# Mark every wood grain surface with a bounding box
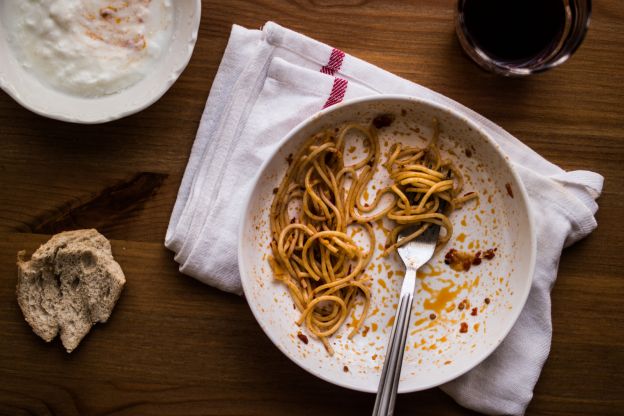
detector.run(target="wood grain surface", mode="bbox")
[1,1,623,415]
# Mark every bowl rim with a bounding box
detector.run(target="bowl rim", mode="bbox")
[0,0,201,124]
[238,94,536,393]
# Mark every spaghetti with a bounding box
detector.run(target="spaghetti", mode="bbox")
[269,117,477,354]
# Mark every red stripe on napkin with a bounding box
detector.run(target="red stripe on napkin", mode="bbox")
[323,77,348,109]
[320,48,345,75]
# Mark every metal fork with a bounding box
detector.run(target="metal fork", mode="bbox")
[372,223,442,416]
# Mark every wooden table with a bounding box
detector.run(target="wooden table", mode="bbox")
[1,1,622,415]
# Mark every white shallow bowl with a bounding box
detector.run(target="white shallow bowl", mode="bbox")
[239,95,536,393]
[0,0,200,124]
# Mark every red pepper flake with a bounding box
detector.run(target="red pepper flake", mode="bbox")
[297,332,309,344]
[286,153,294,165]
[343,365,349,372]
[272,187,278,194]
[505,183,514,198]
[460,322,468,333]
[458,302,465,311]
[483,248,497,260]
[444,248,456,265]
[471,307,478,316]
[429,313,437,320]
[362,325,370,337]
[472,251,482,266]
[372,113,395,129]
[485,297,491,304]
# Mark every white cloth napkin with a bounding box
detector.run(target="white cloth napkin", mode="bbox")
[166,22,603,415]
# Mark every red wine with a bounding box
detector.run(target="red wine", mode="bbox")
[462,0,566,63]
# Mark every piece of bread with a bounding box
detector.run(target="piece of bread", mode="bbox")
[16,229,125,353]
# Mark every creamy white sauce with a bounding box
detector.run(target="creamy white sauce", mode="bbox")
[3,0,173,97]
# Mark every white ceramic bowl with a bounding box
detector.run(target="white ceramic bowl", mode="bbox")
[239,95,536,393]
[0,0,201,124]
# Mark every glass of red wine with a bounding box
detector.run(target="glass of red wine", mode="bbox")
[456,0,591,76]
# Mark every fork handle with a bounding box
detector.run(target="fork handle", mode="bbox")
[372,268,416,416]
